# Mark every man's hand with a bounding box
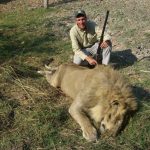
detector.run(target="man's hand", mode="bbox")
[100,40,110,49]
[85,56,97,65]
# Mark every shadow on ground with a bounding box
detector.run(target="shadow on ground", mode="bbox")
[132,86,150,102]
[0,27,57,64]
[110,49,137,69]
[4,63,42,79]
[12,64,41,78]
[0,0,15,4]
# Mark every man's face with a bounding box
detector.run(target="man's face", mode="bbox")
[76,16,87,30]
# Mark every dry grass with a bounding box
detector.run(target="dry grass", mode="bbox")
[0,0,150,149]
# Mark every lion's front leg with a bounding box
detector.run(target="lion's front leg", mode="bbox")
[69,97,97,141]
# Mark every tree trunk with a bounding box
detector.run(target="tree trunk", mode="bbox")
[44,0,48,8]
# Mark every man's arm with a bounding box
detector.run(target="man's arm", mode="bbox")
[70,28,87,60]
[70,28,97,65]
[85,56,97,65]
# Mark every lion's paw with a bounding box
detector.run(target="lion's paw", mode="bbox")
[82,126,97,142]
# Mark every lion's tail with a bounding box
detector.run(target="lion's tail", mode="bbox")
[44,64,58,71]
[37,63,58,76]
[37,70,53,76]
[37,70,45,75]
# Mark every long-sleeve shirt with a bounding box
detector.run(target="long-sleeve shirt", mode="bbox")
[70,20,111,60]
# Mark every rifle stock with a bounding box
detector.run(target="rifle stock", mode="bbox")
[96,10,109,63]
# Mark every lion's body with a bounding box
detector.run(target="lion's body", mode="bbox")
[41,63,137,141]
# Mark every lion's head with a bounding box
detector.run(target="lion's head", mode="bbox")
[91,79,138,137]
[98,87,137,136]
[100,101,128,136]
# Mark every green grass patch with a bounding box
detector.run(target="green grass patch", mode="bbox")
[0,1,150,150]
[0,7,72,66]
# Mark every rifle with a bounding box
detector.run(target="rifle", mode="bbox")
[96,10,110,64]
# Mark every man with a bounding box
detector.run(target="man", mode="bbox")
[70,10,112,66]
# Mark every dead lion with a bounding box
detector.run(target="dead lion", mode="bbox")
[38,63,137,141]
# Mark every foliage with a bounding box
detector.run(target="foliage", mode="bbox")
[0,0,150,149]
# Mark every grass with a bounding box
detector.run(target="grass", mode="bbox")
[0,0,150,150]
[0,7,70,65]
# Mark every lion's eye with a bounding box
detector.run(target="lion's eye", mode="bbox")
[112,100,119,106]
[100,123,106,133]
[102,124,105,130]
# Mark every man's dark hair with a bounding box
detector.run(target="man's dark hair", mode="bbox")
[76,14,86,18]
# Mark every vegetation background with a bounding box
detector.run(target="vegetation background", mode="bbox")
[0,0,150,149]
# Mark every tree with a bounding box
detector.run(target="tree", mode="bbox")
[44,0,48,8]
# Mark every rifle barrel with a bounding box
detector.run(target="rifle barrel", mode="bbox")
[97,10,110,62]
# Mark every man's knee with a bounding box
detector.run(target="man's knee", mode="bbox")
[73,60,81,65]
[73,55,82,65]
[103,45,112,55]
[102,45,112,65]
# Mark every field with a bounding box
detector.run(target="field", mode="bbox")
[0,0,150,149]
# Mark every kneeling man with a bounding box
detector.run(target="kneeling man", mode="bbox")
[70,10,112,66]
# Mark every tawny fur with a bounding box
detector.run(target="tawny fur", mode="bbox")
[39,63,137,141]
